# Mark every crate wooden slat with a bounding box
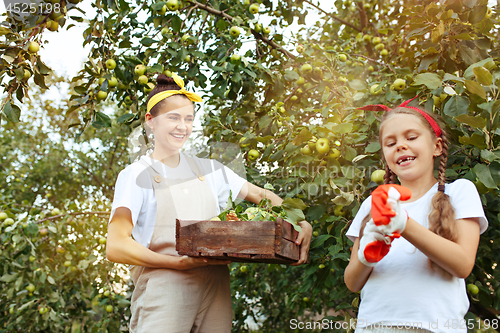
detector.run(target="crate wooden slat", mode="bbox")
[176,218,300,264]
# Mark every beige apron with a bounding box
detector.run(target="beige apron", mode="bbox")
[129,156,232,333]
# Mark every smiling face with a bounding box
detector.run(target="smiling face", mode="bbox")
[380,111,443,185]
[145,95,195,155]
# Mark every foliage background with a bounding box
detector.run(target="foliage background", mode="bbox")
[1,0,500,331]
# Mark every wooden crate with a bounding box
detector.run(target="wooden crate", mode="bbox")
[176,218,300,264]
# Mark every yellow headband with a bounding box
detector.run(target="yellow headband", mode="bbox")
[146,73,203,113]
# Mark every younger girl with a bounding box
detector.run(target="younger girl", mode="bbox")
[344,99,488,333]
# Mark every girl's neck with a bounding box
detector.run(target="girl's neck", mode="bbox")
[399,175,438,203]
[150,149,181,168]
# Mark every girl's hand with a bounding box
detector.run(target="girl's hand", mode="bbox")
[372,184,411,236]
[291,220,313,266]
[358,219,394,266]
[176,256,232,270]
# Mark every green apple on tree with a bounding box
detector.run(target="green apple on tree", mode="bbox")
[371,169,385,184]
[51,208,61,216]
[184,55,191,62]
[290,95,298,101]
[230,54,241,64]
[159,4,167,15]
[296,77,305,85]
[375,43,385,51]
[338,54,347,62]
[363,34,371,43]
[239,137,250,147]
[393,78,406,91]
[249,3,259,14]
[334,205,346,216]
[300,145,312,155]
[39,228,48,236]
[0,212,7,220]
[262,26,271,35]
[370,84,383,95]
[3,218,14,226]
[372,36,381,45]
[23,69,31,80]
[28,41,40,53]
[301,63,313,74]
[163,70,172,77]
[240,265,248,273]
[315,138,330,154]
[138,75,148,85]
[108,77,118,87]
[106,305,113,313]
[254,23,262,33]
[97,91,108,100]
[248,149,260,161]
[166,0,179,11]
[56,246,65,254]
[135,65,146,76]
[229,26,241,38]
[328,148,340,159]
[144,82,155,93]
[26,284,35,292]
[467,283,479,295]
[296,44,304,53]
[398,48,406,55]
[380,49,388,57]
[105,59,116,70]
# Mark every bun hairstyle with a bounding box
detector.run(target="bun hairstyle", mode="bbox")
[146,74,189,116]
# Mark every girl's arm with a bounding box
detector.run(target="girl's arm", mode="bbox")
[344,234,374,292]
[402,217,480,278]
[106,207,231,270]
[238,181,313,265]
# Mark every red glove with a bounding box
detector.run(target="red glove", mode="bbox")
[358,219,396,266]
[371,184,411,237]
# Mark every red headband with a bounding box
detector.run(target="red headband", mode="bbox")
[358,96,442,137]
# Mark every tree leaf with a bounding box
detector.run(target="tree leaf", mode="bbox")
[348,79,366,91]
[282,197,307,210]
[455,114,486,129]
[170,15,182,32]
[310,234,333,249]
[472,66,493,85]
[2,101,21,123]
[459,134,487,149]
[0,273,19,283]
[464,58,494,79]
[412,73,442,90]
[473,164,498,189]
[464,80,486,99]
[284,70,299,82]
[140,37,156,46]
[365,142,380,153]
[443,95,469,117]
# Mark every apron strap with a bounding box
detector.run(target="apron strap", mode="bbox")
[184,155,205,181]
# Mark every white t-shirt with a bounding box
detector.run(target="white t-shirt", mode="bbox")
[346,179,488,333]
[110,153,247,249]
